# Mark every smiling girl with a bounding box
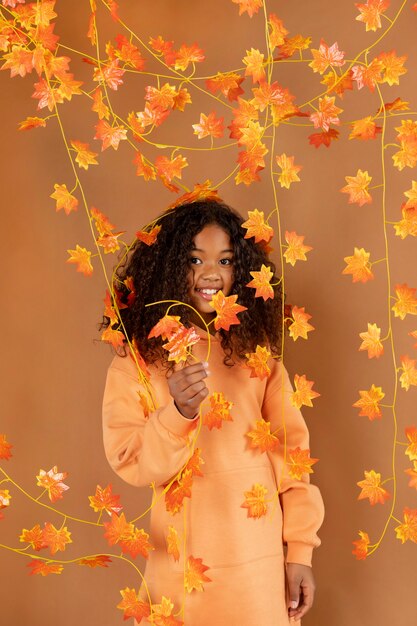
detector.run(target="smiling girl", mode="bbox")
[101,198,324,625]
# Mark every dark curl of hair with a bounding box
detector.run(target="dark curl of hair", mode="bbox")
[98,199,285,369]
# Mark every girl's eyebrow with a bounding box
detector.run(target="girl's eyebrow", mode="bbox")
[191,247,234,253]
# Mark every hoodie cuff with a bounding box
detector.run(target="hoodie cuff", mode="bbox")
[285,542,314,567]
[157,397,200,438]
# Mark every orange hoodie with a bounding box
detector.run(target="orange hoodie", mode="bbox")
[102,325,324,625]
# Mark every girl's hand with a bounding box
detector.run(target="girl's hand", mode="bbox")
[167,361,210,419]
[286,562,316,621]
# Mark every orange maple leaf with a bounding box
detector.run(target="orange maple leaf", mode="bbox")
[232,0,263,18]
[283,231,313,266]
[268,14,289,50]
[243,48,266,83]
[97,231,125,254]
[352,530,370,560]
[90,206,115,236]
[36,466,69,502]
[287,447,319,480]
[120,526,154,559]
[340,169,372,206]
[349,116,382,140]
[395,507,417,544]
[18,116,47,131]
[0,489,11,511]
[410,329,417,349]
[277,34,312,59]
[275,153,302,189]
[206,72,244,101]
[202,392,233,430]
[192,111,224,139]
[246,264,274,300]
[89,484,122,516]
[351,58,384,91]
[168,180,220,209]
[242,209,274,243]
[246,419,279,453]
[148,315,182,341]
[308,128,340,148]
[162,325,200,363]
[103,512,134,546]
[136,225,161,245]
[393,204,417,239]
[164,468,193,515]
[70,139,98,170]
[166,526,180,562]
[241,483,268,518]
[310,95,343,132]
[148,596,184,625]
[309,39,345,74]
[405,426,417,461]
[357,469,391,505]
[392,283,417,319]
[94,119,127,151]
[184,556,212,593]
[355,0,390,32]
[27,560,63,576]
[20,524,47,551]
[78,555,112,568]
[399,355,417,391]
[392,139,417,171]
[50,183,78,215]
[377,50,407,86]
[133,151,156,181]
[0,434,12,460]
[66,245,93,276]
[404,180,417,209]
[238,120,264,149]
[321,69,354,98]
[245,345,271,380]
[209,291,247,331]
[155,154,188,184]
[358,323,384,358]
[101,327,126,349]
[291,374,320,409]
[117,587,151,622]
[93,59,125,90]
[115,35,146,71]
[145,83,177,110]
[31,77,64,110]
[42,522,72,555]
[174,43,205,71]
[353,384,385,420]
[0,45,34,77]
[342,247,374,283]
[405,461,417,490]
[288,306,314,341]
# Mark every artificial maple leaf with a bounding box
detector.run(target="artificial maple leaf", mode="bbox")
[78,555,112,568]
[103,512,134,546]
[349,116,382,141]
[148,596,184,626]
[342,247,374,283]
[232,0,263,18]
[291,374,320,409]
[209,291,247,331]
[66,245,93,276]
[32,77,64,111]
[94,119,127,151]
[242,209,274,243]
[357,469,390,505]
[276,153,302,189]
[192,111,224,139]
[283,231,312,266]
[206,72,244,101]
[148,315,182,341]
[392,139,417,171]
[243,48,266,83]
[155,154,188,184]
[173,87,192,111]
[89,484,123,516]
[288,306,314,341]
[70,140,98,170]
[237,143,268,175]
[114,35,145,70]
[103,290,119,326]
[351,58,384,91]
[19,524,47,551]
[245,345,271,380]
[97,231,125,254]
[0,434,12,460]
[309,39,345,74]
[359,323,384,358]
[164,468,193,515]
[202,392,233,430]
[184,556,211,592]
[162,325,200,363]
[101,327,126,349]
[352,530,370,560]
[395,507,417,544]
[119,526,154,559]
[404,429,417,470]
[241,483,268,518]
[394,204,417,239]
[27,560,63,576]
[238,120,264,149]
[310,95,343,132]
[404,180,417,209]
[268,13,289,50]
[18,116,47,131]
[145,83,177,110]
[391,283,417,319]
[117,588,151,622]
[0,44,33,77]
[246,264,274,300]
[287,447,318,480]
[308,129,339,148]
[168,180,220,208]
[405,461,417,490]
[174,43,205,72]
[50,183,78,215]
[36,466,69,502]
[133,151,156,181]
[251,81,294,113]
[166,526,180,561]
[377,50,407,86]
[91,88,110,120]
[321,69,354,98]
[42,522,72,555]
[91,206,115,236]
[277,34,312,59]
[93,59,125,90]
[246,419,279,453]
[355,0,390,31]
[399,355,417,391]
[0,489,11,510]
[353,384,385,420]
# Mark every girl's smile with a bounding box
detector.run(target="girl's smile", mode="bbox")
[187,224,234,325]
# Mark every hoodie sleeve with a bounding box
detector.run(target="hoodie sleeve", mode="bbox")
[261,359,325,567]
[102,354,199,488]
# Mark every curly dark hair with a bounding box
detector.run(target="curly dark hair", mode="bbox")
[99,199,285,368]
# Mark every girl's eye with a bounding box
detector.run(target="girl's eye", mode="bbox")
[220,258,233,266]
[189,257,202,265]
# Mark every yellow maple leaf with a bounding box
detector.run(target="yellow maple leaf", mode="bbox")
[202,392,233,430]
[399,355,417,391]
[66,244,93,276]
[393,205,417,239]
[288,306,314,341]
[352,530,370,560]
[377,50,407,86]
[287,447,318,480]
[340,169,372,206]
[353,384,385,420]
[355,0,390,32]
[405,461,417,490]
[268,13,288,50]
[276,153,302,189]
[404,180,417,209]
[395,507,417,544]
[243,48,266,83]
[245,345,271,380]
[342,247,374,283]
[291,374,320,409]
[357,469,390,505]
[166,526,180,562]
[358,323,384,358]
[391,283,417,319]
[246,419,279,453]
[405,426,417,461]
[184,556,211,593]
[50,183,78,215]
[392,139,417,171]
[241,208,274,243]
[349,116,381,140]
[283,231,313,266]
[241,483,268,518]
[70,139,98,170]
[246,264,274,300]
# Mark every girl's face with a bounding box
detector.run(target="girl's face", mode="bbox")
[187,224,234,325]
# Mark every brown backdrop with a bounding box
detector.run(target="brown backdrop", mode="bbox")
[1,1,417,625]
